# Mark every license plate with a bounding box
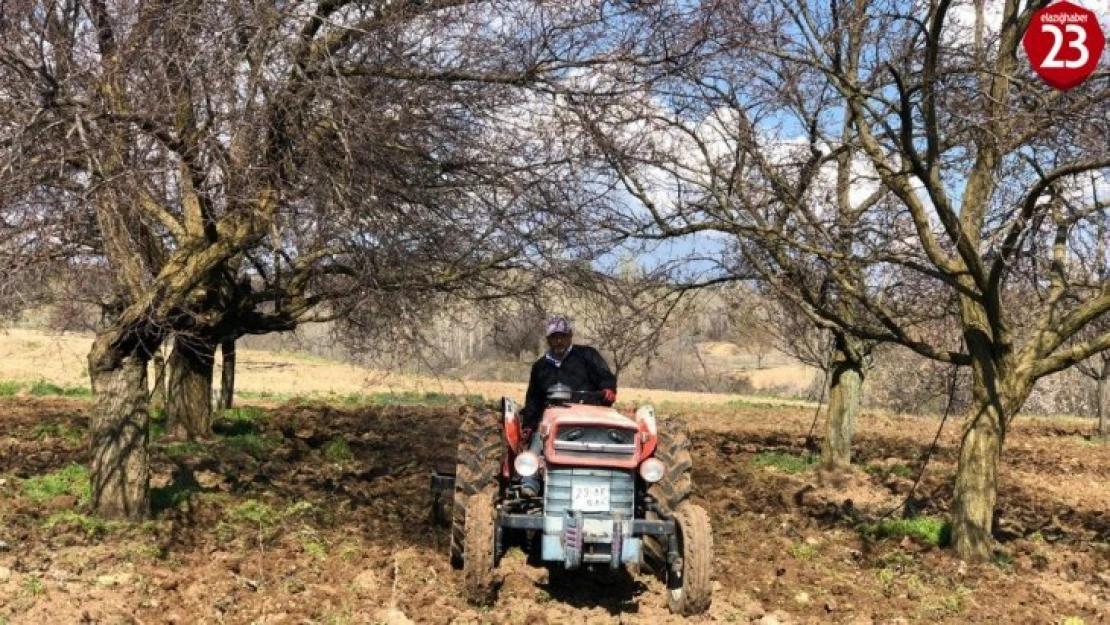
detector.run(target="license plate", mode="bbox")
[571,484,610,512]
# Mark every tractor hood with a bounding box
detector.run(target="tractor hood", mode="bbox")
[540,404,642,469]
[541,404,638,429]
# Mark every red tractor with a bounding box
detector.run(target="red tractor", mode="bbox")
[431,385,713,615]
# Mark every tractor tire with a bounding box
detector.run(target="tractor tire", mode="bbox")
[648,418,694,510]
[666,502,714,615]
[642,418,694,577]
[450,407,502,569]
[462,487,499,605]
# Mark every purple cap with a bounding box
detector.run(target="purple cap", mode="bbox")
[545,315,573,337]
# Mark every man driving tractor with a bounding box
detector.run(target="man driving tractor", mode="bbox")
[520,315,617,496]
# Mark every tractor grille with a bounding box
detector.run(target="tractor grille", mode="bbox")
[552,426,637,460]
[544,468,635,519]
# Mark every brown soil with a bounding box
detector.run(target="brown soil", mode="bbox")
[0,397,1107,624]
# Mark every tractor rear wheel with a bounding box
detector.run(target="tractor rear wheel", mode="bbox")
[450,407,502,569]
[463,487,499,605]
[666,502,713,615]
[643,417,694,577]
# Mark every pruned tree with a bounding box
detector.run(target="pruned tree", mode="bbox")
[571,0,1110,560]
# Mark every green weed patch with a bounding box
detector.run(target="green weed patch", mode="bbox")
[29,380,91,397]
[32,422,85,444]
[43,511,123,537]
[22,464,90,505]
[322,436,353,463]
[222,433,279,457]
[213,406,269,435]
[162,440,209,460]
[751,451,816,474]
[863,516,951,547]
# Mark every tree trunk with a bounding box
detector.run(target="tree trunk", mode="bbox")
[89,351,151,520]
[949,328,1029,562]
[150,345,167,409]
[1098,362,1108,439]
[951,397,1006,561]
[218,338,236,410]
[821,341,865,470]
[167,335,217,439]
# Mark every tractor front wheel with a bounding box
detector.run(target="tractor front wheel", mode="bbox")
[462,487,499,605]
[643,417,694,577]
[665,502,713,615]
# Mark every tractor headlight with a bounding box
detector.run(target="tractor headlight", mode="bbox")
[639,458,666,483]
[514,451,540,477]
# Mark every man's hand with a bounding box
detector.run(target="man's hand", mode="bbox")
[602,389,616,405]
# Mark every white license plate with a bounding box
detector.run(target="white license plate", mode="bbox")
[571,484,610,512]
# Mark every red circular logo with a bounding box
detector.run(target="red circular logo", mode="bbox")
[1022,1,1105,91]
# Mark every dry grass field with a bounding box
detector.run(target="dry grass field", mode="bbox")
[0,328,816,408]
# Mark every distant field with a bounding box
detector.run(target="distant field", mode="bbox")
[0,328,816,408]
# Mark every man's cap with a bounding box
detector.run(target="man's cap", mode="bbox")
[545,315,573,337]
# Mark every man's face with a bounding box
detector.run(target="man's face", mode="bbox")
[546,332,572,357]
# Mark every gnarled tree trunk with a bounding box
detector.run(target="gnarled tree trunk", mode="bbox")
[88,347,151,520]
[950,328,1030,561]
[218,338,236,410]
[821,335,866,470]
[951,397,1005,561]
[167,335,217,439]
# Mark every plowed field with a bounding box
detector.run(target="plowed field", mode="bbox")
[0,398,1106,624]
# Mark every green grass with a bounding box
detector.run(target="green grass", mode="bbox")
[29,380,91,397]
[863,516,951,547]
[22,575,45,596]
[0,380,20,396]
[322,436,353,463]
[225,499,282,528]
[222,433,279,457]
[790,542,819,560]
[22,464,90,505]
[32,422,85,444]
[42,511,123,537]
[162,440,209,460]
[213,406,270,436]
[752,451,816,474]
[992,549,1015,572]
[218,499,323,545]
[303,539,328,560]
[237,390,293,402]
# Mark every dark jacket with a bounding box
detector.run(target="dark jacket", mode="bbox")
[522,345,617,428]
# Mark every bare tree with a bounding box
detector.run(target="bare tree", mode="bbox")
[0,0,672,518]
[573,0,1110,560]
[1077,198,1110,438]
